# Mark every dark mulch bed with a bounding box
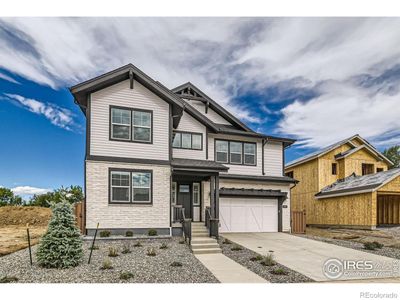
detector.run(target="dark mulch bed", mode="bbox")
[298,234,400,260]
[218,238,313,283]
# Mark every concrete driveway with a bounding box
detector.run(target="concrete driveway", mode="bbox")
[222,233,400,282]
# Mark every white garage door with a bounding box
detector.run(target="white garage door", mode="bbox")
[219,198,278,233]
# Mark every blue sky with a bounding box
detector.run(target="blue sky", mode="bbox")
[0,17,399,198]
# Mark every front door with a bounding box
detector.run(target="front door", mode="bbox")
[177,184,192,219]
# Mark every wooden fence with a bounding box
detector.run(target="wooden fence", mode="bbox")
[291,210,306,234]
[74,202,84,234]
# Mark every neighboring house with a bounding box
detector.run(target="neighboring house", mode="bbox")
[70,64,296,238]
[285,135,400,229]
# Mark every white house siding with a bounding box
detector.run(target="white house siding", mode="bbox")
[183,98,233,125]
[264,141,283,176]
[90,80,170,160]
[208,133,263,176]
[172,111,207,160]
[85,160,171,230]
[219,179,291,232]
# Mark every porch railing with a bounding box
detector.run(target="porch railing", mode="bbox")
[181,207,192,245]
[205,206,219,238]
[172,205,183,223]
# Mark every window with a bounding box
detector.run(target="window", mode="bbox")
[171,182,177,205]
[377,168,384,173]
[133,110,151,142]
[132,172,151,203]
[230,141,243,164]
[332,163,337,175]
[285,171,294,178]
[179,185,190,193]
[362,163,374,175]
[111,108,131,140]
[216,140,228,163]
[244,143,256,165]
[215,139,256,165]
[110,171,130,202]
[110,107,152,143]
[193,183,200,205]
[172,131,203,150]
[109,169,152,204]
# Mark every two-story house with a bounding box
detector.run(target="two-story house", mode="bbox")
[285,135,400,229]
[70,64,296,242]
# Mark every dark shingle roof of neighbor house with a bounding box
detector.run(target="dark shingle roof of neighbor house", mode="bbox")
[315,168,400,198]
[286,134,393,168]
[219,187,287,197]
[171,158,229,171]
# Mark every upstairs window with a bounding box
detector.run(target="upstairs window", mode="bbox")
[362,163,374,176]
[172,131,203,150]
[285,171,294,178]
[377,168,384,173]
[110,107,152,143]
[215,139,256,166]
[215,140,228,163]
[332,163,337,175]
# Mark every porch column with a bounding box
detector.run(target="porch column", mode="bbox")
[210,175,215,218]
[215,174,219,219]
[278,197,284,232]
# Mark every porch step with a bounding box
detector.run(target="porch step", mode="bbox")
[192,228,209,234]
[191,237,217,245]
[192,232,209,237]
[191,243,220,250]
[192,248,222,254]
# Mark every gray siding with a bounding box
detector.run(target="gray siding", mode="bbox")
[183,98,233,125]
[90,80,170,160]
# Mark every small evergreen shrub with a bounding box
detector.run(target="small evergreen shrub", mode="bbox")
[100,230,111,238]
[160,242,168,249]
[170,261,183,267]
[146,247,157,256]
[0,276,18,283]
[121,244,131,254]
[89,245,99,250]
[270,268,288,275]
[36,200,83,269]
[148,229,158,236]
[119,271,134,280]
[260,253,276,266]
[125,231,133,237]
[100,259,113,270]
[372,241,384,249]
[250,255,263,262]
[222,239,232,244]
[133,241,142,247]
[231,245,242,251]
[178,239,185,244]
[108,247,119,257]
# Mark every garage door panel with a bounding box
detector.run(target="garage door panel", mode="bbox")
[219,197,278,233]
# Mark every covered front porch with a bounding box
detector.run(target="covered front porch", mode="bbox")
[170,158,228,240]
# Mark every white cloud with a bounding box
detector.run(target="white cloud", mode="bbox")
[4,93,76,130]
[11,186,51,196]
[0,18,400,146]
[0,71,19,84]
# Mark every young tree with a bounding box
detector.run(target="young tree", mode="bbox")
[29,185,83,207]
[0,187,23,206]
[36,198,83,268]
[383,145,400,169]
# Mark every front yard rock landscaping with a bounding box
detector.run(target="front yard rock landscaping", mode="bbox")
[0,238,218,283]
[218,239,313,283]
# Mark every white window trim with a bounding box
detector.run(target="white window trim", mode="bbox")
[111,109,131,141]
[193,182,200,205]
[171,182,177,205]
[110,171,131,203]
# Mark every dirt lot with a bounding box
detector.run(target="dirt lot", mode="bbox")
[0,206,51,256]
[305,226,400,248]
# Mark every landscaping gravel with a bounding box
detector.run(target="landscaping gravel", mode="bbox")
[0,238,219,283]
[218,239,313,283]
[298,234,400,260]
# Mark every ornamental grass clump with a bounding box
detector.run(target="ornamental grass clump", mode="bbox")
[36,200,83,269]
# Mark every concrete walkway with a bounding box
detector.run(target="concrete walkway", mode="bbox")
[195,253,268,283]
[222,233,400,282]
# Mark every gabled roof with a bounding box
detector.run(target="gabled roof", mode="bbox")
[69,63,185,128]
[315,168,400,199]
[172,82,252,132]
[285,134,393,169]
